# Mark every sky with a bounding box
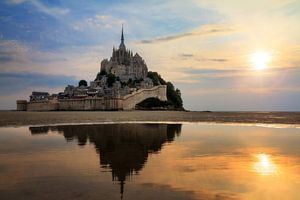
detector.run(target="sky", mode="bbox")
[0,0,300,111]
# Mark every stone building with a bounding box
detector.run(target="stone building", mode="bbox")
[30,92,50,101]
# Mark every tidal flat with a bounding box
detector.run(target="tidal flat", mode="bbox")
[0,111,300,127]
[0,123,299,200]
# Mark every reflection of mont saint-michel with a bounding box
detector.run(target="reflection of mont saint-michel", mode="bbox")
[17,27,183,111]
[29,123,182,199]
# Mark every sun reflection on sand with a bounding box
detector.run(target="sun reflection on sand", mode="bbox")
[254,153,278,175]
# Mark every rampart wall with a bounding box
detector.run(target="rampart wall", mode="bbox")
[26,101,59,111]
[16,85,167,111]
[58,98,122,111]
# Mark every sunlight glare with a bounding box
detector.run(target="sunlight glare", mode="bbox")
[250,51,271,70]
[254,153,277,175]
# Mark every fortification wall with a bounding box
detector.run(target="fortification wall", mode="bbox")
[26,101,59,111]
[122,85,167,110]
[59,98,122,111]
[16,100,27,111]
[16,85,167,111]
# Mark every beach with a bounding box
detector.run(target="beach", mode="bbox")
[0,111,299,127]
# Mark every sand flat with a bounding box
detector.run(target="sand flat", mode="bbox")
[0,111,300,127]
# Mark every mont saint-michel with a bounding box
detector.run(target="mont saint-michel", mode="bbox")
[16,28,183,111]
[1,1,300,200]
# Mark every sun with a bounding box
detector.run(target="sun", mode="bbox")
[250,51,271,70]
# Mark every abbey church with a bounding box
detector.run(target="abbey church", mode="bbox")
[90,26,154,96]
[99,27,148,82]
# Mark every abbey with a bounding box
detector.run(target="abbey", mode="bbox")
[16,27,167,111]
[99,27,148,82]
[89,26,155,98]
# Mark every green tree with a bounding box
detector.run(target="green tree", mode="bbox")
[147,71,166,85]
[78,80,88,87]
[127,78,132,86]
[166,82,182,108]
[107,73,116,87]
[100,70,107,75]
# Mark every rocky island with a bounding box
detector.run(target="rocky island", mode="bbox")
[17,27,183,111]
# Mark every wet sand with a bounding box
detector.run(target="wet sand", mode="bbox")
[0,111,300,127]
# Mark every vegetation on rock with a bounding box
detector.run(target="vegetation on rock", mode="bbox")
[78,80,88,87]
[146,71,184,110]
[107,73,116,87]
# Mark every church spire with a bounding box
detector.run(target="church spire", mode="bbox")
[121,24,124,43]
[119,24,126,50]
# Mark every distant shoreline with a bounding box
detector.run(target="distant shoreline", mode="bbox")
[0,111,299,127]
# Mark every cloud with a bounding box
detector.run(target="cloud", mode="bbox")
[30,0,69,16]
[139,24,235,44]
[0,55,14,63]
[179,66,300,81]
[183,86,300,95]
[0,39,107,81]
[140,32,192,44]
[0,40,29,54]
[0,40,30,64]
[182,68,241,75]
[0,72,78,95]
[176,67,300,111]
[73,15,125,32]
[182,67,300,93]
[0,39,67,66]
[6,0,26,4]
[178,54,228,62]
[198,58,227,62]
[6,0,69,17]
[180,54,194,57]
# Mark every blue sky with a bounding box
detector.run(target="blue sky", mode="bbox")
[0,0,300,110]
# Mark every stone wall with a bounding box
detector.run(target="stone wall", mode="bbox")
[26,101,59,111]
[16,100,27,111]
[16,85,167,111]
[59,98,122,111]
